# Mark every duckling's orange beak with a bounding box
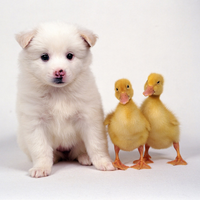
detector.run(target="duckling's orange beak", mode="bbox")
[143,85,154,96]
[120,93,129,104]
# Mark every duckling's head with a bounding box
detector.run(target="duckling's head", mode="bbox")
[115,79,133,104]
[143,73,164,96]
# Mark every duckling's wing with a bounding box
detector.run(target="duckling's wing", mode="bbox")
[169,112,180,126]
[171,118,179,126]
[104,112,114,125]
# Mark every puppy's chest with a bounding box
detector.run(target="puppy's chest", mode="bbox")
[42,93,82,120]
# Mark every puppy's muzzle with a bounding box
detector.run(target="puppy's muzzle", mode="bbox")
[53,69,66,84]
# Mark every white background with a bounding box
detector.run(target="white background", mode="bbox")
[0,0,200,199]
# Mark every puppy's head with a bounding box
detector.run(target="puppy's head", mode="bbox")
[16,22,97,87]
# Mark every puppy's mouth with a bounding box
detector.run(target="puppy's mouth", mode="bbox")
[53,77,65,84]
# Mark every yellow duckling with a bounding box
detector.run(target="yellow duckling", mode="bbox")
[141,73,187,165]
[104,79,151,170]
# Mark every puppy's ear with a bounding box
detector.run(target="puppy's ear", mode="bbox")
[15,29,37,49]
[79,29,98,47]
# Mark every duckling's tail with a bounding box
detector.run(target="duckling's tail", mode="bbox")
[104,112,114,125]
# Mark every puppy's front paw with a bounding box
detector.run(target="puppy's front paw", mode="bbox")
[78,153,92,166]
[29,167,51,178]
[93,159,116,171]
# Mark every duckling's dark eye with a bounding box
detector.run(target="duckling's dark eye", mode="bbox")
[41,53,49,61]
[127,85,129,89]
[157,81,160,84]
[116,88,118,91]
[66,53,74,60]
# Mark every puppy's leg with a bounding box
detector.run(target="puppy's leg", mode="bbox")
[81,124,115,171]
[69,142,92,166]
[77,153,92,166]
[25,126,53,178]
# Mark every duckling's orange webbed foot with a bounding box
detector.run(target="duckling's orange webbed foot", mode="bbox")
[167,142,187,166]
[143,155,154,164]
[131,146,151,170]
[133,159,139,164]
[113,159,129,170]
[167,157,187,165]
[131,160,151,170]
[113,145,129,170]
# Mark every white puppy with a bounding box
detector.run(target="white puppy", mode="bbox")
[15,22,115,178]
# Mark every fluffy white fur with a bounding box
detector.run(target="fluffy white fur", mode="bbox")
[16,22,115,178]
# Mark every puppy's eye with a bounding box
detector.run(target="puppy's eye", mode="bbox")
[157,81,160,84]
[127,85,129,89]
[41,53,49,61]
[66,53,74,60]
[116,88,118,91]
